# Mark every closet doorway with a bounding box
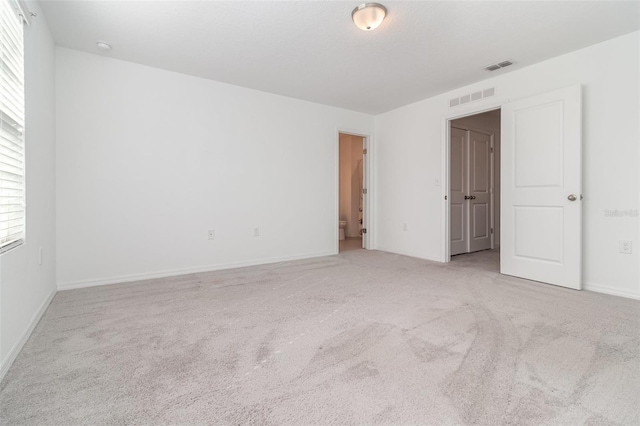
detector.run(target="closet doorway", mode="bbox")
[449,110,500,257]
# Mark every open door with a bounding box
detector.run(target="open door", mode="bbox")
[501,85,582,289]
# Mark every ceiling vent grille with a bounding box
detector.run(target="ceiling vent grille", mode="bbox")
[449,87,496,108]
[484,59,514,71]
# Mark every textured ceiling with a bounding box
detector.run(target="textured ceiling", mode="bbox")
[39,1,640,114]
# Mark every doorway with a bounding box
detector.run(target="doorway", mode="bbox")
[443,85,582,290]
[449,109,501,265]
[339,132,365,252]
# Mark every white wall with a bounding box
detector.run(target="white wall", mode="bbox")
[451,110,501,246]
[56,48,374,289]
[374,32,640,299]
[1,0,57,378]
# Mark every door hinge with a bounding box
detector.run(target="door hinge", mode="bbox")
[363,148,368,155]
[491,228,494,234]
[445,195,448,200]
[363,188,367,195]
[362,228,367,234]
[490,147,494,153]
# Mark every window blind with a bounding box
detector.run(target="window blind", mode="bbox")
[0,0,25,253]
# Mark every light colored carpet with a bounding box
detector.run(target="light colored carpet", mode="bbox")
[1,249,639,425]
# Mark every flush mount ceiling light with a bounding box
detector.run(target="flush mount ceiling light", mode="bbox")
[352,3,387,31]
[96,41,112,52]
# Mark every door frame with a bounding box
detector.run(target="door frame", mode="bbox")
[336,128,373,254]
[441,102,504,262]
[450,125,496,253]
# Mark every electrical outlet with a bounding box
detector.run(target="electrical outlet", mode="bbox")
[619,240,632,254]
[208,230,215,240]
[403,223,408,232]
[253,227,260,237]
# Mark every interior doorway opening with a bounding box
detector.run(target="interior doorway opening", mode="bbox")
[443,86,582,289]
[338,132,365,253]
[449,109,501,267]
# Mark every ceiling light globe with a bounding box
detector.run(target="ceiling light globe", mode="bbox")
[352,3,386,31]
[96,41,112,51]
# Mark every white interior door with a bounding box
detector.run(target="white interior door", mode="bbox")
[450,127,468,255]
[501,85,582,289]
[468,131,492,252]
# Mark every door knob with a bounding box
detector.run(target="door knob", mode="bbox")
[567,194,577,201]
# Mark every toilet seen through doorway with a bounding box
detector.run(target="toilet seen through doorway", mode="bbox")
[339,220,347,241]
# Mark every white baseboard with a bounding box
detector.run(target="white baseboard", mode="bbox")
[58,250,336,291]
[374,246,442,263]
[0,288,56,382]
[584,282,640,300]
[373,250,640,301]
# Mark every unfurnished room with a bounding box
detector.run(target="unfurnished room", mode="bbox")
[0,1,639,424]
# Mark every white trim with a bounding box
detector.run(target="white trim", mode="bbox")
[335,131,340,255]
[58,250,336,291]
[374,246,441,263]
[0,288,56,382]
[584,282,640,300]
[336,128,373,252]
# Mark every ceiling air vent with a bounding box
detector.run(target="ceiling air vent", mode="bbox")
[484,59,514,71]
[449,87,496,108]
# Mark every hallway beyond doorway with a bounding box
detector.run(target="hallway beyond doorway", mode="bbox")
[339,237,363,252]
[451,248,499,273]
